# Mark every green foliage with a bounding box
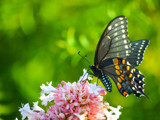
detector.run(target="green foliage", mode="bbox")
[0,0,160,119]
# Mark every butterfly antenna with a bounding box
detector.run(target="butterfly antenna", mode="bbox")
[78,51,91,65]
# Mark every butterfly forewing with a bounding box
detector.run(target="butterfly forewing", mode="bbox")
[94,16,131,66]
[126,40,149,67]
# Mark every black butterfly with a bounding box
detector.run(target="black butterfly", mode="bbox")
[89,16,149,98]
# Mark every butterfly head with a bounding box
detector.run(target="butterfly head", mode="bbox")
[89,65,95,70]
[89,65,102,78]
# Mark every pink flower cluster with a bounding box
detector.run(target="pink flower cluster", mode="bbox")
[19,70,122,120]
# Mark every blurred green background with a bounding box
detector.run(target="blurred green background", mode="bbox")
[0,0,160,119]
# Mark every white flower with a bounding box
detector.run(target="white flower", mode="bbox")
[78,69,92,82]
[40,82,56,95]
[19,103,35,120]
[33,102,44,112]
[40,82,56,106]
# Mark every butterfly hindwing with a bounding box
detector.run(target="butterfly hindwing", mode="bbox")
[100,58,147,97]
[94,16,131,66]
[126,40,149,67]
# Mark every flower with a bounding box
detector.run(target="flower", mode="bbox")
[19,103,45,120]
[19,69,122,120]
[79,69,92,82]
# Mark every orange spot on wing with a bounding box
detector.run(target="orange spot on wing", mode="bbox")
[118,78,122,83]
[113,58,119,65]
[129,73,133,78]
[123,91,129,97]
[126,66,130,71]
[116,70,120,75]
[132,68,136,72]
[122,59,125,64]
[117,83,122,90]
[115,65,120,70]
[120,76,125,81]
[119,70,123,73]
[131,80,134,84]
[121,74,125,77]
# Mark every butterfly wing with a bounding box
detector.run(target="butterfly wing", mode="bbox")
[126,40,149,67]
[92,16,149,98]
[94,16,131,66]
[99,58,148,97]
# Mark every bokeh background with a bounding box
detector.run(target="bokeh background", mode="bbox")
[0,0,160,120]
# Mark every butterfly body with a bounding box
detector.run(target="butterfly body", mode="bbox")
[90,65,112,92]
[90,16,149,98]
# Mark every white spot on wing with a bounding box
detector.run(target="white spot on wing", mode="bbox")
[115,23,118,27]
[137,74,140,77]
[115,37,118,40]
[142,41,145,44]
[142,84,145,88]
[124,40,127,43]
[122,35,126,38]
[136,91,141,94]
[125,45,128,49]
[126,50,129,54]
[107,36,111,39]
[137,61,139,65]
[127,61,131,65]
[126,53,129,56]
[119,17,123,20]
[108,26,112,30]
[114,32,118,36]
[140,47,143,49]
[121,25,124,28]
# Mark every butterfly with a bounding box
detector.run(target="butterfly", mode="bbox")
[89,16,149,98]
